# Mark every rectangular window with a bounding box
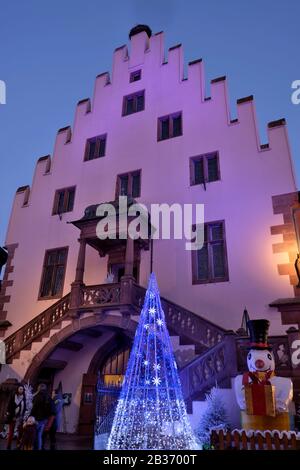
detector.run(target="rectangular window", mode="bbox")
[39,247,68,299]
[130,70,141,82]
[161,118,170,140]
[120,175,129,196]
[172,115,182,137]
[122,91,145,116]
[52,187,76,215]
[192,221,228,284]
[194,159,205,185]
[207,154,219,182]
[158,112,182,141]
[116,170,141,198]
[84,134,107,161]
[190,152,220,186]
[131,172,141,198]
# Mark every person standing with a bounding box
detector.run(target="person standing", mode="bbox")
[31,383,52,450]
[5,384,27,450]
[48,388,63,450]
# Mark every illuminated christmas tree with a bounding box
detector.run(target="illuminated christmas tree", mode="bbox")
[107,273,198,450]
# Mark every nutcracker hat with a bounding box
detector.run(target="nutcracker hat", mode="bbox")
[246,319,272,350]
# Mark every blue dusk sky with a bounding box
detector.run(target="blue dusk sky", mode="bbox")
[0,0,299,245]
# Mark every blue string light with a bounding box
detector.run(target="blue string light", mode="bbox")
[107,273,198,450]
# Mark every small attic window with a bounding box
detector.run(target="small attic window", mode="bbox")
[157,112,182,141]
[52,187,76,215]
[122,91,145,116]
[130,70,141,83]
[84,135,107,160]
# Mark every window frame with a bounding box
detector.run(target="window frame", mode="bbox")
[115,170,142,198]
[191,220,229,285]
[130,70,142,83]
[190,152,220,186]
[38,246,69,300]
[84,134,107,161]
[122,90,145,116]
[101,346,130,376]
[157,112,183,141]
[52,186,76,215]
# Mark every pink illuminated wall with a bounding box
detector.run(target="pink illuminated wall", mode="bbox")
[3,29,297,340]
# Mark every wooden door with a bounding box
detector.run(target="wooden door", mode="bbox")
[78,373,97,436]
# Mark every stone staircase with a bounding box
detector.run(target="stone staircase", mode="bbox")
[4,293,71,364]
[1,280,292,431]
[1,319,73,381]
[3,282,226,369]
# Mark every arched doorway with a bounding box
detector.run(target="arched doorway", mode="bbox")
[20,312,137,436]
[78,334,132,436]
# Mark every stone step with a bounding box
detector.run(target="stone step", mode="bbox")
[170,335,197,368]
[12,319,72,364]
[170,335,180,349]
[170,335,196,353]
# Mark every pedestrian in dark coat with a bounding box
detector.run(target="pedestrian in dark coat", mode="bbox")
[31,383,53,450]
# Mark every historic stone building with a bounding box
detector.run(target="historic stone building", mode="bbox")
[1,25,300,434]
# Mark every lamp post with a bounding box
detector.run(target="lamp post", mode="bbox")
[236,308,250,336]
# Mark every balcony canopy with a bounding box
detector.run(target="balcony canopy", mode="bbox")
[69,197,151,255]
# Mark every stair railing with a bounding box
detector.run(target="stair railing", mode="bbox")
[5,293,70,362]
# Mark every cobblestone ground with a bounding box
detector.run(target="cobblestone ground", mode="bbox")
[0,433,93,450]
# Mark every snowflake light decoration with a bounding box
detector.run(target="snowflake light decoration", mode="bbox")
[152,376,161,386]
[149,307,156,316]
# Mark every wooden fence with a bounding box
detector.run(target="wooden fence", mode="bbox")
[211,429,300,450]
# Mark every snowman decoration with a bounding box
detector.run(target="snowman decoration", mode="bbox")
[234,319,293,431]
